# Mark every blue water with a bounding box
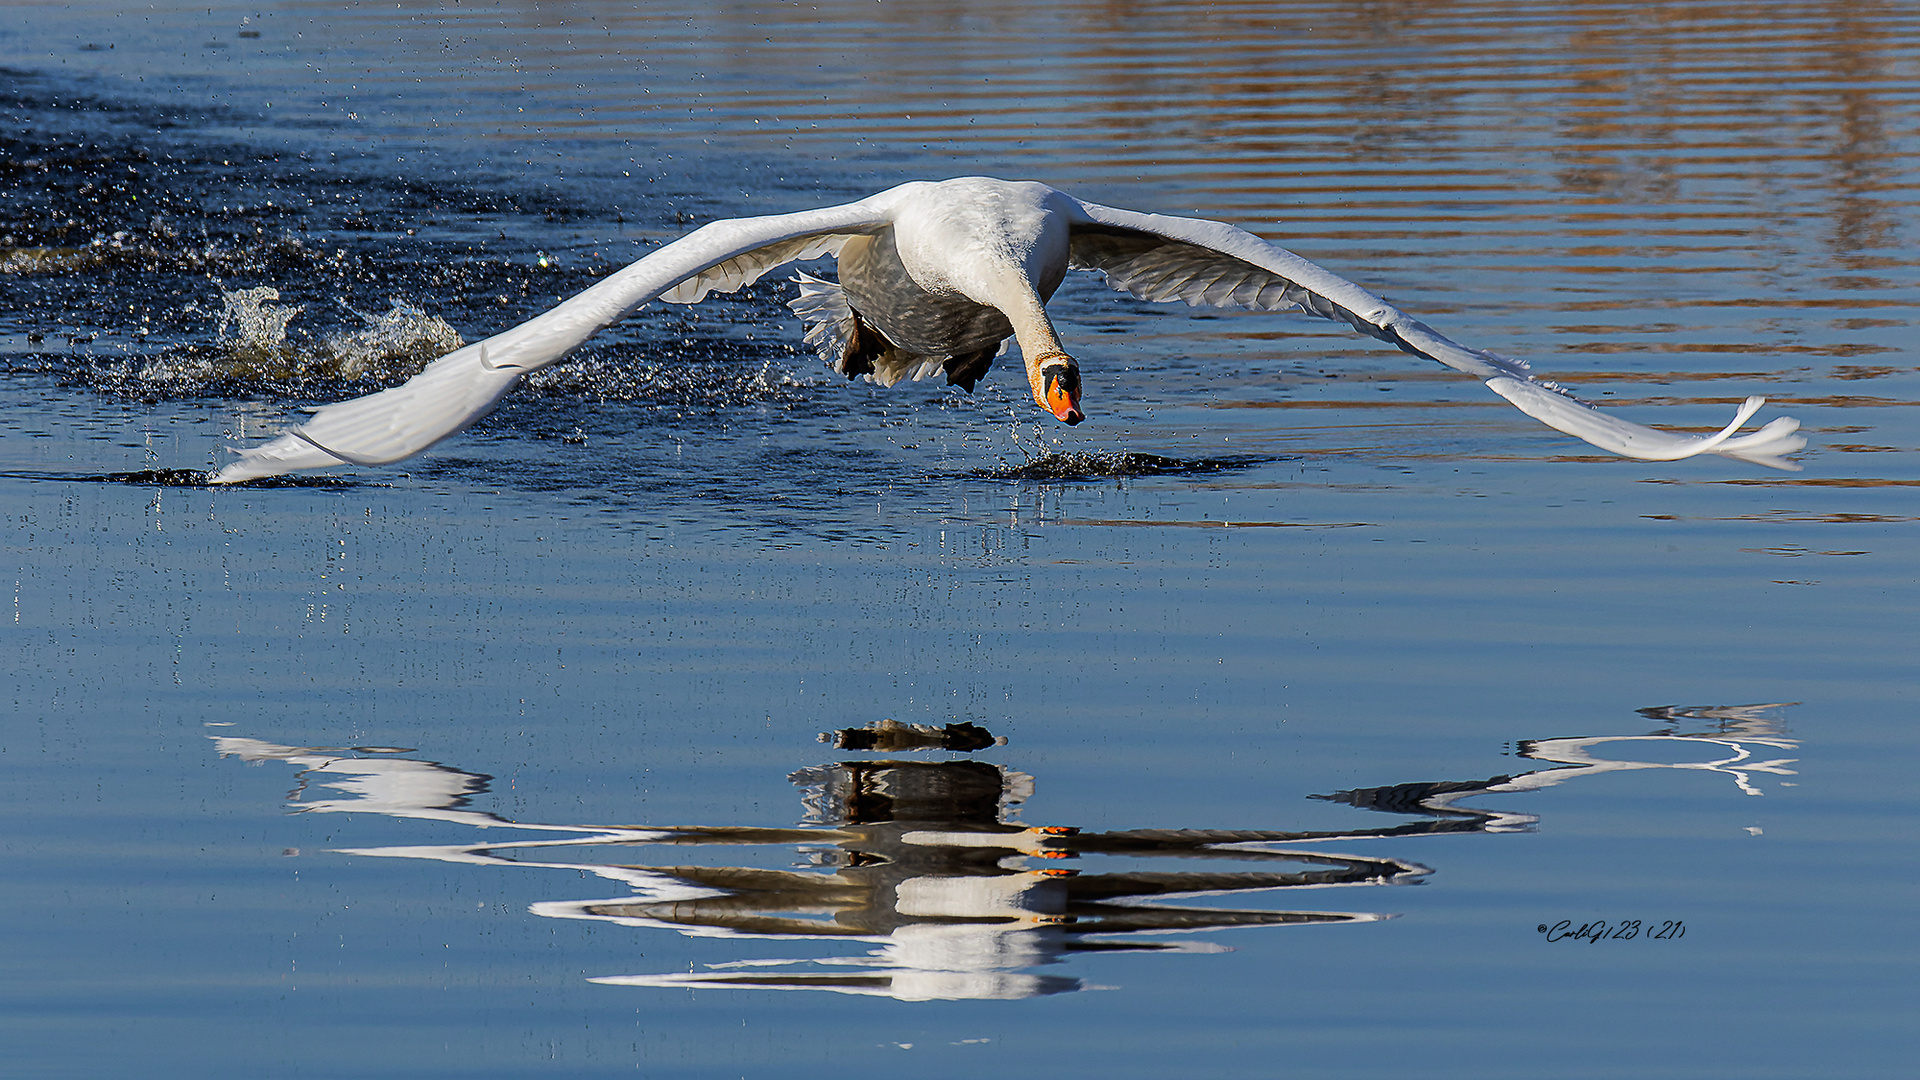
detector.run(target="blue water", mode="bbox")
[4,2,1917,1076]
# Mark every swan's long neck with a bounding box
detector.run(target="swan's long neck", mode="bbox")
[996,289,1083,425]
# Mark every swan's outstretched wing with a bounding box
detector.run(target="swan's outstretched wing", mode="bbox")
[1064,199,1805,469]
[211,190,907,482]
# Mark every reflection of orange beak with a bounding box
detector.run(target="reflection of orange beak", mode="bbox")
[1042,364,1084,426]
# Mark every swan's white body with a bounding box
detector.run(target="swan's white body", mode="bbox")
[212,177,1804,482]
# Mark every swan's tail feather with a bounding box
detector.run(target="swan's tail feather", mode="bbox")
[788,271,949,387]
[789,270,860,373]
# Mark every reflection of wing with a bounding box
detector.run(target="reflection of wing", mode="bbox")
[1638,702,1800,727]
[211,736,508,828]
[212,193,902,482]
[593,969,1083,1001]
[1066,199,1806,469]
[1068,816,1519,851]
[1308,778,1539,835]
[1067,906,1377,933]
[580,897,873,940]
[1514,733,1798,797]
[1067,859,1425,900]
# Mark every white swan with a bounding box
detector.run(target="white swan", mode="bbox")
[211,177,1805,482]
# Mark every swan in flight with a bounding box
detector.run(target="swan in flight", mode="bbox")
[211,177,1804,482]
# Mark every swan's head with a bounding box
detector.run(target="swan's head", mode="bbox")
[1032,351,1084,425]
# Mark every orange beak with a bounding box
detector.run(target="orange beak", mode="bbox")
[1042,364,1084,426]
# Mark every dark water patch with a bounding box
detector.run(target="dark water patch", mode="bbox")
[0,467,212,485]
[0,72,848,416]
[89,467,217,486]
[0,71,714,404]
[972,451,1273,482]
[27,467,370,489]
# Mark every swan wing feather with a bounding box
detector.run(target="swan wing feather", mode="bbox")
[1065,199,1804,469]
[213,191,903,482]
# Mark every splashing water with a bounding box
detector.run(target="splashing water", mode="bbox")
[214,286,305,368]
[126,287,465,393]
[973,421,1270,480]
[326,298,465,379]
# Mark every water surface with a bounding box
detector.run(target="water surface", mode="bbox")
[3,2,1916,1077]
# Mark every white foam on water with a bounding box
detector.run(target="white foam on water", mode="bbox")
[134,287,464,390]
[326,297,465,380]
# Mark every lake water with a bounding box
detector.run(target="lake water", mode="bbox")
[4,2,1916,1076]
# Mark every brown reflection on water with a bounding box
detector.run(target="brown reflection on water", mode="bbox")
[1717,477,1920,488]
[269,1,1919,222]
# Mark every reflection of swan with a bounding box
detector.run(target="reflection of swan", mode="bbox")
[215,734,1430,1001]
[1514,703,1799,797]
[212,176,1804,482]
[211,705,1797,1001]
[557,760,1427,1000]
